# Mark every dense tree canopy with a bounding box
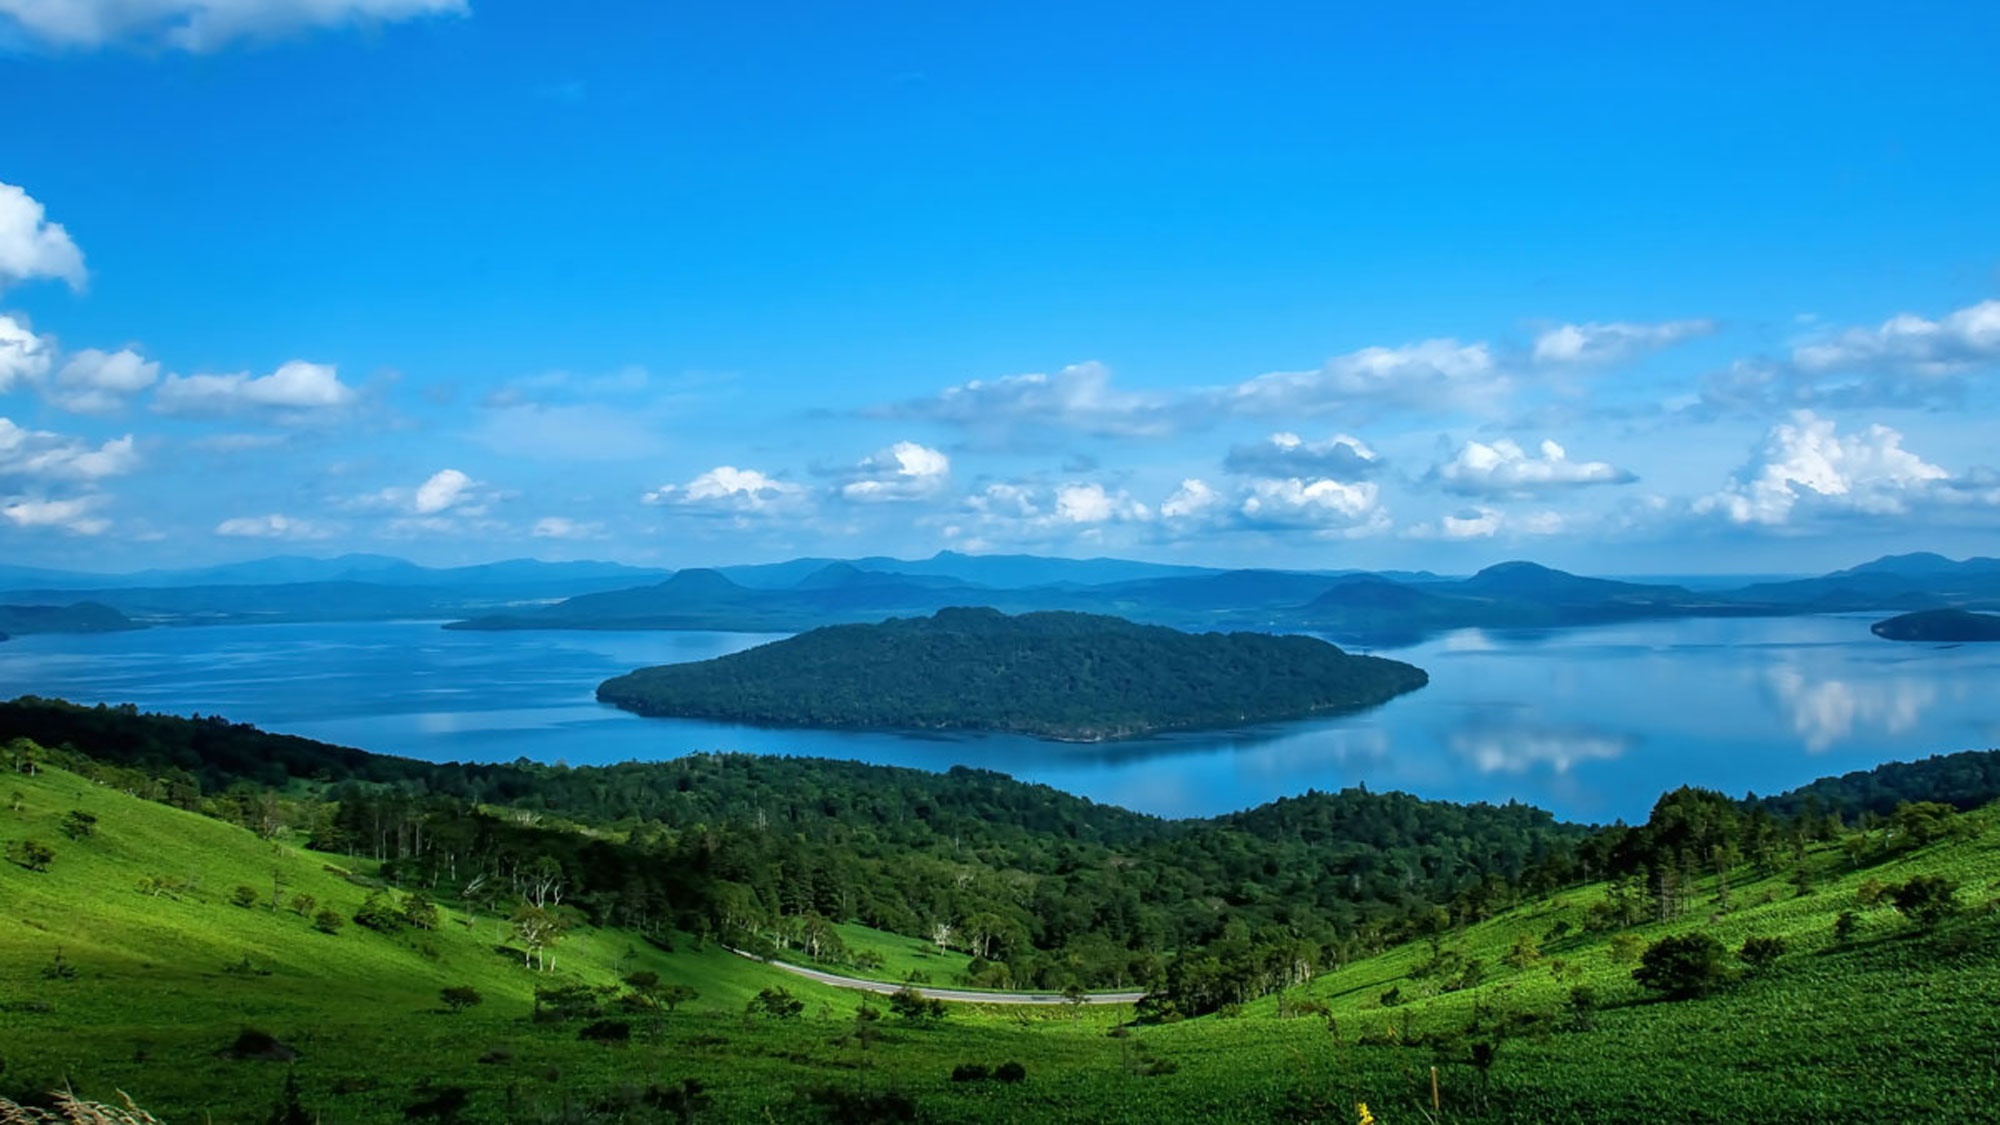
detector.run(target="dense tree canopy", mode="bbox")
[596,607,1428,740]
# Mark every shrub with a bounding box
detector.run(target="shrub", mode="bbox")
[231,885,259,909]
[1632,932,1730,999]
[401,892,441,931]
[59,811,96,840]
[950,1063,991,1083]
[6,838,54,872]
[887,986,945,1024]
[994,1061,1027,1083]
[747,987,804,1021]
[440,986,483,1013]
[312,908,346,935]
[1738,935,1786,972]
[1833,910,1861,943]
[1890,875,1960,928]
[579,1020,632,1044]
[352,892,402,933]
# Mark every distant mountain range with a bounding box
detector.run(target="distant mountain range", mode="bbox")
[5,549,1999,643]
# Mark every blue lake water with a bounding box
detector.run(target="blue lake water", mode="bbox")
[1,616,1995,823]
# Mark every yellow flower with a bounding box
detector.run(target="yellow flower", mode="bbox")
[1357,1102,1376,1125]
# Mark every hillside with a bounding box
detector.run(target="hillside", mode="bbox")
[595,607,1429,740]
[7,739,2000,1121]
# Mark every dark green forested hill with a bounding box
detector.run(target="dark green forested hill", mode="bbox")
[0,601,140,635]
[1871,607,2000,641]
[596,606,1429,740]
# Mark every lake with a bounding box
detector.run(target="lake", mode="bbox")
[1,616,1994,823]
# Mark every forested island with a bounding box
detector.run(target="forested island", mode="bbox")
[1871,608,2000,642]
[595,606,1429,740]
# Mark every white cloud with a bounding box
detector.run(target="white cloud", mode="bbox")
[1054,482,1149,524]
[876,361,1175,440]
[1238,477,1383,529]
[153,360,356,419]
[1793,299,2000,378]
[0,314,56,392]
[1221,339,1505,418]
[413,468,475,514]
[0,418,139,481]
[644,466,807,518]
[1223,431,1381,479]
[1160,478,1224,520]
[531,516,605,540]
[1435,438,1635,497]
[1405,505,1568,541]
[1532,319,1714,366]
[215,513,333,540]
[839,441,951,503]
[0,0,466,51]
[2,495,108,535]
[46,348,161,413]
[1695,411,1952,527]
[0,182,85,292]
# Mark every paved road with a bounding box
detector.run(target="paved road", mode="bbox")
[730,949,1147,1006]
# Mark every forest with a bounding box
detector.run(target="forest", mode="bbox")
[594,607,1429,739]
[8,696,1998,1017]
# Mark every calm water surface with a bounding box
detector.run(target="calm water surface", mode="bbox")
[2,616,1994,823]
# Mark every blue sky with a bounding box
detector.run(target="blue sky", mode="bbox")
[1,0,1997,574]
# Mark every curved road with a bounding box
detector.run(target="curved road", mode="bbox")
[730,948,1146,1006]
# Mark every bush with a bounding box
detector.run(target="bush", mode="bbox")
[59,810,96,840]
[5,838,54,872]
[231,885,260,909]
[1890,875,1960,928]
[1632,932,1730,999]
[1834,910,1861,943]
[440,986,483,1013]
[401,892,440,931]
[747,987,804,1021]
[312,908,346,935]
[1738,935,1786,972]
[579,1020,632,1044]
[994,1061,1027,1083]
[950,1063,991,1083]
[288,893,317,918]
[352,892,402,933]
[888,986,946,1024]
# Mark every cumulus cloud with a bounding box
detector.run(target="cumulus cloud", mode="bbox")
[1160,478,1225,520]
[0,418,139,481]
[2,495,109,535]
[1220,339,1505,418]
[1236,477,1386,533]
[1223,432,1381,479]
[1434,438,1635,497]
[1532,319,1714,366]
[1694,411,1952,527]
[1694,299,2000,415]
[838,441,951,503]
[413,468,476,514]
[154,360,356,419]
[1792,299,2000,378]
[215,513,333,540]
[874,361,1175,441]
[0,314,56,392]
[0,182,85,291]
[644,466,807,519]
[46,348,161,413]
[1054,482,1150,524]
[0,0,466,51]
[352,468,498,525]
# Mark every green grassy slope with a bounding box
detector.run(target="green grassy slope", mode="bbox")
[7,763,2000,1123]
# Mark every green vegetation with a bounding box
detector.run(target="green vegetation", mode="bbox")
[9,704,2000,1120]
[596,607,1428,740]
[1871,607,2000,641]
[0,601,139,637]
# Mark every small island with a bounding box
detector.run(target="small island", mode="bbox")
[1871,608,2000,642]
[597,606,1428,741]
